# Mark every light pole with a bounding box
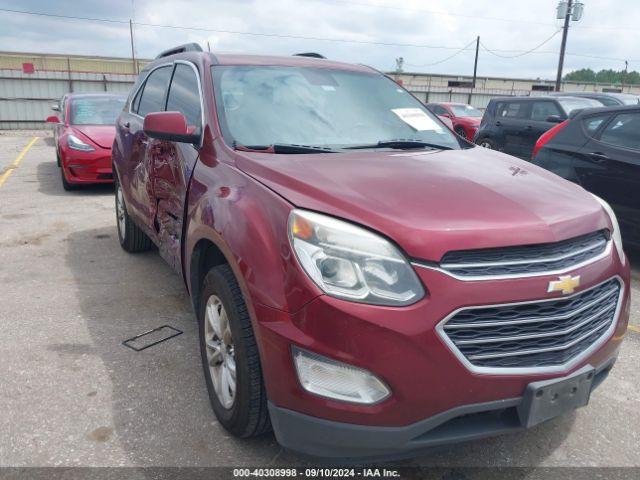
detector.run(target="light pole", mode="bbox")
[555,0,584,92]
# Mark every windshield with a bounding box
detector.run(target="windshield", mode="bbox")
[70,96,126,125]
[212,66,461,150]
[557,97,602,115]
[450,104,482,118]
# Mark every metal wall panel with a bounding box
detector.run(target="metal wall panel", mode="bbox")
[0,69,137,129]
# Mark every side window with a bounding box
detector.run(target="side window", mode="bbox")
[60,97,66,122]
[597,97,618,107]
[166,63,202,129]
[137,66,172,117]
[530,101,562,121]
[430,105,446,116]
[582,114,610,136]
[497,102,526,119]
[130,76,145,114]
[599,113,640,150]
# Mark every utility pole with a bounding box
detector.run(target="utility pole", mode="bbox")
[555,1,584,92]
[472,36,480,88]
[129,19,137,75]
[469,36,480,104]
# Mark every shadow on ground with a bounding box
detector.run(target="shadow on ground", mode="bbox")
[63,224,574,468]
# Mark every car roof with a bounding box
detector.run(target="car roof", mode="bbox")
[65,93,127,100]
[570,103,640,118]
[430,102,474,107]
[553,91,621,98]
[489,96,558,102]
[144,51,375,74]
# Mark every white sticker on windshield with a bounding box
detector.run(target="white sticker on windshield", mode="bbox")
[392,108,442,131]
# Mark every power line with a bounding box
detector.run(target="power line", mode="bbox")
[0,7,636,64]
[480,29,562,59]
[312,0,558,27]
[315,0,640,33]
[405,39,477,67]
[0,7,479,51]
[0,7,129,24]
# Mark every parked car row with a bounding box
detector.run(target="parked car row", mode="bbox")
[474,95,603,158]
[44,46,634,460]
[531,104,640,246]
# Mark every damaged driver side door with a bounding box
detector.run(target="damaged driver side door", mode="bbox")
[147,61,203,273]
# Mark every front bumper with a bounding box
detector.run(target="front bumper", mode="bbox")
[253,243,630,457]
[269,356,616,459]
[61,148,113,184]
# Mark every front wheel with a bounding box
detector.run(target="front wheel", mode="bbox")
[115,178,152,253]
[60,165,78,191]
[477,137,497,150]
[198,264,271,438]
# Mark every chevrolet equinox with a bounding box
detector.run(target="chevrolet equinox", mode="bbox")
[112,43,631,459]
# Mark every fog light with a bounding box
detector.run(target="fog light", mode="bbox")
[293,347,390,404]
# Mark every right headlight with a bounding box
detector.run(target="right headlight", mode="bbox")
[591,194,625,264]
[288,209,425,306]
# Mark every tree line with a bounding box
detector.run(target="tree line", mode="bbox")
[564,68,640,85]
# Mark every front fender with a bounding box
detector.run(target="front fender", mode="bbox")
[184,159,322,314]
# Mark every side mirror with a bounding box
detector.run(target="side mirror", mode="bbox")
[442,113,452,118]
[546,115,564,123]
[143,111,200,144]
[51,104,60,112]
[45,115,60,123]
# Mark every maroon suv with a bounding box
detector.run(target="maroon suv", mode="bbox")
[112,44,630,459]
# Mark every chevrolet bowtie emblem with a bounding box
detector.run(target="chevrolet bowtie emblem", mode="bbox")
[548,275,581,295]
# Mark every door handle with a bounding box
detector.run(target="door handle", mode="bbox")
[588,152,609,163]
[495,121,502,126]
[525,125,533,130]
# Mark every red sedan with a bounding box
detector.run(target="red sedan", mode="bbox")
[426,102,483,140]
[46,93,126,190]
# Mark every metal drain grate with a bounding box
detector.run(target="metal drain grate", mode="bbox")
[122,325,183,351]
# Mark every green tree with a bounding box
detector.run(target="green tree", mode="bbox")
[564,68,640,85]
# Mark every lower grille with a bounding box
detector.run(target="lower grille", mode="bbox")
[440,278,621,370]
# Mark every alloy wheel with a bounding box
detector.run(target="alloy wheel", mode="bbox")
[204,295,237,409]
[116,184,126,237]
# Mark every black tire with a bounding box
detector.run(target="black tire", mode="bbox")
[60,165,78,191]
[115,178,152,253]
[454,126,468,139]
[477,137,498,150]
[198,264,271,438]
[56,149,61,167]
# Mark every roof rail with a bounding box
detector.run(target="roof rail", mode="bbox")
[156,43,203,59]
[293,52,326,59]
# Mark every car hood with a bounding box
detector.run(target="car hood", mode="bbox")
[236,147,608,261]
[72,125,116,149]
[456,116,481,127]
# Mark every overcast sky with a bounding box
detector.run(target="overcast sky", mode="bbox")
[0,0,637,79]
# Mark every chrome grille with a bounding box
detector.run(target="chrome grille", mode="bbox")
[440,278,621,370]
[439,230,609,278]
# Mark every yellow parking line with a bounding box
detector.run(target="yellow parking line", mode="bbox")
[628,324,640,334]
[0,136,39,188]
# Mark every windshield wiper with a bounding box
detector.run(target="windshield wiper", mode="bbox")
[343,139,453,151]
[233,142,337,154]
